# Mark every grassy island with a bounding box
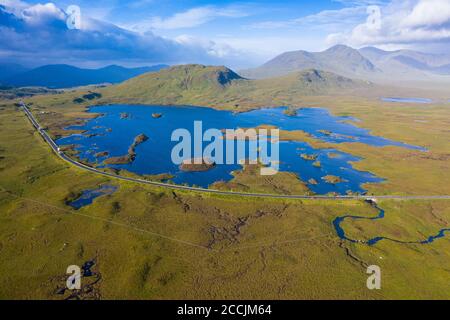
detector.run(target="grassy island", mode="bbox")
[283,107,298,116]
[318,129,332,136]
[301,153,318,161]
[322,175,344,184]
[180,157,216,172]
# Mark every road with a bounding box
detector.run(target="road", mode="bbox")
[20,102,450,201]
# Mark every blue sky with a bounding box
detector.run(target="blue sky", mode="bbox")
[1,0,449,68]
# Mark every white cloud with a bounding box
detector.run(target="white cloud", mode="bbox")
[250,6,367,30]
[20,3,65,25]
[402,0,450,28]
[296,6,367,27]
[0,1,252,67]
[327,0,450,48]
[332,0,389,5]
[175,35,238,58]
[130,5,248,32]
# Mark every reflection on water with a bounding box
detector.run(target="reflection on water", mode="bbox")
[57,106,424,194]
[382,97,432,103]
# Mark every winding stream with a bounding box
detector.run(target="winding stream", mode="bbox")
[333,200,450,245]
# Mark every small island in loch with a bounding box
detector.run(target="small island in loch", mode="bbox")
[283,107,298,116]
[152,113,163,119]
[318,129,332,136]
[180,157,216,172]
[301,154,318,161]
[322,175,344,184]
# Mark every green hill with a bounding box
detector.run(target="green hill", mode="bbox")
[103,64,243,103]
[99,64,368,109]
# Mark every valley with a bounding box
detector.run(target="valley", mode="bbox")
[2,0,450,305]
[1,102,450,299]
[0,61,449,300]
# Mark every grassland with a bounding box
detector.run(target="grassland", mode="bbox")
[1,99,450,299]
[1,64,450,299]
[211,163,311,195]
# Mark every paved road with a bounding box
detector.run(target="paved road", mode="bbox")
[20,102,450,201]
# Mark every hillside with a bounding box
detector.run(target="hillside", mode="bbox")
[5,64,169,89]
[359,47,450,76]
[241,45,377,79]
[100,64,247,106]
[98,64,368,109]
[0,63,29,82]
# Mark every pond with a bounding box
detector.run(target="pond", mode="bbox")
[57,105,423,195]
[381,97,432,103]
[67,185,117,209]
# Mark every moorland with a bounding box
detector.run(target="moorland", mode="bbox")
[0,61,449,299]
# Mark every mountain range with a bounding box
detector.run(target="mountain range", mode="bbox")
[1,64,168,88]
[3,45,449,92]
[240,45,450,86]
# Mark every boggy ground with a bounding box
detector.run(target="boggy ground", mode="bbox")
[0,103,449,299]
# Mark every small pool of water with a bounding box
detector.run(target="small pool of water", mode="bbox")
[57,105,424,194]
[382,97,432,104]
[67,185,117,209]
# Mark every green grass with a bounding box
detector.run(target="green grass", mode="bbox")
[0,103,449,299]
[2,64,450,299]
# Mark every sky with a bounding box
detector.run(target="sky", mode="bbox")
[1,0,450,68]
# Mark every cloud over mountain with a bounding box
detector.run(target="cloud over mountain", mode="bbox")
[327,0,450,50]
[0,1,241,67]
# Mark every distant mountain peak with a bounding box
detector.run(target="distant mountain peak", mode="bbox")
[324,44,354,53]
[240,45,375,79]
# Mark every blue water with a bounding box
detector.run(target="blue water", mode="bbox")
[333,201,450,245]
[67,185,117,209]
[57,105,423,194]
[382,97,432,104]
